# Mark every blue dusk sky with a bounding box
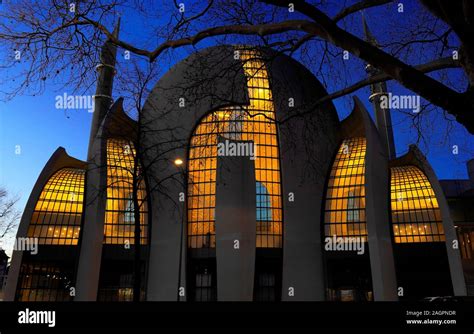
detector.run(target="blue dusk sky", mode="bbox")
[1,1,473,253]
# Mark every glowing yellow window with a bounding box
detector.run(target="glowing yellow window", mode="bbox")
[323,137,367,241]
[390,165,444,243]
[27,168,85,245]
[187,48,283,249]
[104,139,148,245]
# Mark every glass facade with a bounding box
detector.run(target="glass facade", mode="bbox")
[191,260,217,302]
[17,167,85,301]
[104,138,148,245]
[98,138,148,301]
[26,168,84,245]
[16,260,76,301]
[187,49,283,249]
[324,137,367,241]
[390,166,445,243]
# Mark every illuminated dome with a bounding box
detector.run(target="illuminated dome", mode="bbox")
[141,45,340,301]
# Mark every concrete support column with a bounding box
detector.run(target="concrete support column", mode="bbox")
[146,149,187,301]
[75,23,119,300]
[355,98,398,301]
[365,155,398,301]
[75,134,107,301]
[215,140,256,301]
[280,178,326,301]
[279,119,330,301]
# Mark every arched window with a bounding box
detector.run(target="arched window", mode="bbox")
[17,168,85,301]
[323,137,367,241]
[104,139,148,245]
[187,49,283,249]
[390,166,444,243]
[27,168,85,245]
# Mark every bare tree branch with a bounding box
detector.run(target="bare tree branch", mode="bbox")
[333,0,393,22]
[0,188,20,240]
[261,0,473,132]
[279,56,461,123]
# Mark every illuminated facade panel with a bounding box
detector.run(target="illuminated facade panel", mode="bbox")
[26,168,85,245]
[187,49,283,249]
[104,139,148,245]
[390,166,444,243]
[324,137,367,241]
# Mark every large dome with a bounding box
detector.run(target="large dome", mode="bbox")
[140,44,340,178]
[142,44,339,130]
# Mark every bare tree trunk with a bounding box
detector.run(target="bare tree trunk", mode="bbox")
[132,157,141,302]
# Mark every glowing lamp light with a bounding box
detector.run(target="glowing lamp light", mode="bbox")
[174,158,184,166]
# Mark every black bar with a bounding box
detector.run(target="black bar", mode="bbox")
[1,302,474,332]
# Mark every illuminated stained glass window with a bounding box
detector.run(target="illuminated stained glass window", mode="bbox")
[187,49,283,249]
[27,168,85,245]
[104,139,148,245]
[391,166,444,243]
[324,137,367,241]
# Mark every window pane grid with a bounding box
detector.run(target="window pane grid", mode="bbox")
[193,262,217,302]
[104,139,148,245]
[324,137,367,241]
[390,165,445,243]
[27,168,85,245]
[15,261,75,301]
[187,49,283,249]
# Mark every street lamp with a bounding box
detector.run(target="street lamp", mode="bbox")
[174,157,185,301]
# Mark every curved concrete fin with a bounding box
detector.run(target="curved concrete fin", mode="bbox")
[340,96,384,148]
[27,146,86,198]
[14,145,85,235]
[99,97,137,141]
[388,144,467,296]
[3,147,85,301]
[349,96,398,300]
[389,144,424,168]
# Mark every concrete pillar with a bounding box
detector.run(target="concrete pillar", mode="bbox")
[146,150,187,301]
[74,21,121,300]
[414,147,467,296]
[265,48,340,301]
[279,117,331,301]
[353,98,398,301]
[74,130,107,301]
[215,139,256,301]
